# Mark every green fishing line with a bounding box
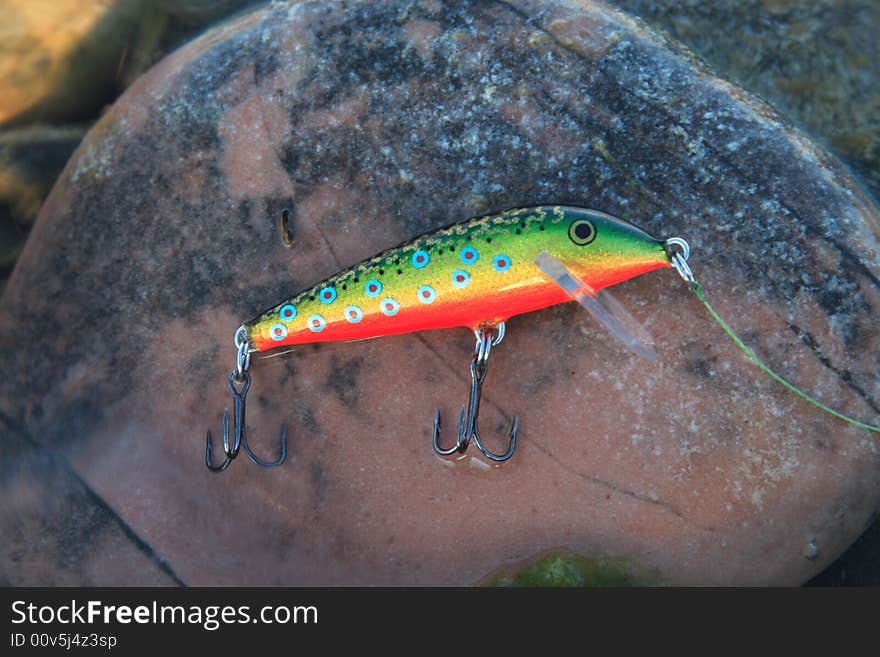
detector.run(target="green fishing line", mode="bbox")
[690,282,880,433]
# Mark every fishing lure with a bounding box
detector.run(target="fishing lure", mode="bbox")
[205,206,880,472]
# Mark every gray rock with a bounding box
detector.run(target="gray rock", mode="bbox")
[613,0,880,202]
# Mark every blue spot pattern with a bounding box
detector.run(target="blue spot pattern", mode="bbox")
[380,298,400,316]
[308,314,327,332]
[279,304,297,322]
[461,246,479,264]
[412,250,430,269]
[365,279,383,297]
[452,270,470,288]
[270,323,288,341]
[493,254,512,272]
[417,285,437,304]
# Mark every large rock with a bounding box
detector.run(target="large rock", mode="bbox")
[615,0,880,203]
[1,0,878,585]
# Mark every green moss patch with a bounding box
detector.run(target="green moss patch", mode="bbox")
[484,550,657,587]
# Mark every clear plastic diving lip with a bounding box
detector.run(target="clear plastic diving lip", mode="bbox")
[534,250,658,361]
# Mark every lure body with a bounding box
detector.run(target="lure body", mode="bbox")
[246,206,671,352]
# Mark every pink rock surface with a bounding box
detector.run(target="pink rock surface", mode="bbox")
[1,0,879,585]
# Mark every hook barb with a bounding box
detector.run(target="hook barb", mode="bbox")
[205,409,237,472]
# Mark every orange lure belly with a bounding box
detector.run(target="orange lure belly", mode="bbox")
[273,279,573,347]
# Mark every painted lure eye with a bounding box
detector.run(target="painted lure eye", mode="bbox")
[568,219,596,246]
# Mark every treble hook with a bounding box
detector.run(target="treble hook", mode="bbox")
[433,322,518,462]
[205,328,287,472]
